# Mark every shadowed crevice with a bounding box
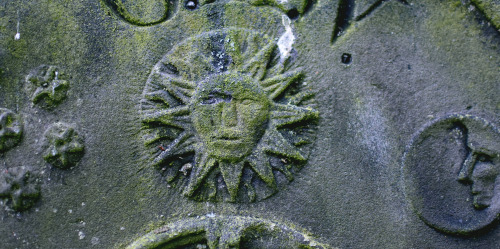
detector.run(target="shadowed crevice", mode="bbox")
[331,0,355,44]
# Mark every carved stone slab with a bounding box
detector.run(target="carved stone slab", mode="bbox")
[0,0,499,248]
[127,215,331,248]
[140,28,318,203]
[404,114,500,234]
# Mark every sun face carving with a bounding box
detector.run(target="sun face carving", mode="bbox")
[140,29,318,202]
[191,73,271,161]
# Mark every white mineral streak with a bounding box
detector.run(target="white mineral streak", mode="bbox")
[78,231,86,240]
[277,15,295,62]
[277,0,288,4]
[14,11,20,40]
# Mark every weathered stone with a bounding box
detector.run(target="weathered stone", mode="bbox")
[0,166,41,211]
[0,0,499,248]
[404,114,500,235]
[126,215,331,249]
[140,28,318,203]
[42,122,85,169]
[0,108,22,153]
[25,65,69,109]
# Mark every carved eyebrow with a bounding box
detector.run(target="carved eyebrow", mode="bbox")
[208,90,232,98]
[201,90,233,104]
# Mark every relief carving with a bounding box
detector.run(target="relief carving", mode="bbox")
[103,0,312,26]
[331,0,408,43]
[140,29,318,202]
[103,0,173,26]
[0,108,23,153]
[26,65,69,109]
[0,166,41,211]
[126,215,331,249]
[42,122,85,169]
[470,0,500,30]
[403,114,500,234]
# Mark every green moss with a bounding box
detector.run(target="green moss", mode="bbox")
[423,0,499,103]
[471,0,500,30]
[124,215,332,249]
[113,0,169,26]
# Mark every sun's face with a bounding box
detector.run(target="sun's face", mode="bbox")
[140,29,318,202]
[191,73,270,161]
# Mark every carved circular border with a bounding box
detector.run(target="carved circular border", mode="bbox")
[403,114,500,234]
[126,215,331,249]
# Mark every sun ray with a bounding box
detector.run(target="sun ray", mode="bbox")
[141,106,191,129]
[142,128,182,146]
[270,103,319,128]
[143,89,179,107]
[260,69,303,100]
[153,131,196,165]
[148,72,196,104]
[219,160,245,201]
[247,152,277,189]
[240,41,276,80]
[260,128,306,162]
[166,51,214,81]
[184,155,217,197]
[287,91,315,106]
[272,161,294,181]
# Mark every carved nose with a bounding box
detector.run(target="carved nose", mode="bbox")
[458,152,477,183]
[221,102,238,127]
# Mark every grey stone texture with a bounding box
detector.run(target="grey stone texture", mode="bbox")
[0,0,499,248]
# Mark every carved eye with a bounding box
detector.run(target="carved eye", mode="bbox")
[201,95,224,105]
[105,0,172,26]
[477,153,493,163]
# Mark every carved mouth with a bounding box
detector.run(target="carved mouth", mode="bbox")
[213,135,241,141]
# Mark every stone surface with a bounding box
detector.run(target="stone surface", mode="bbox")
[0,108,23,152]
[0,166,41,211]
[126,215,331,248]
[0,0,499,248]
[140,28,318,203]
[25,65,70,109]
[42,122,84,169]
[403,114,500,235]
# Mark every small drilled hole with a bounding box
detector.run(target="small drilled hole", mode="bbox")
[341,53,352,64]
[287,8,299,20]
[185,0,198,10]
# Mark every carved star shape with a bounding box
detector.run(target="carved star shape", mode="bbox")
[0,166,40,211]
[0,108,23,152]
[26,65,69,108]
[43,123,84,169]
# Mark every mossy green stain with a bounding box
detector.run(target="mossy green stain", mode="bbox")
[191,73,271,161]
[471,0,500,30]
[113,0,169,26]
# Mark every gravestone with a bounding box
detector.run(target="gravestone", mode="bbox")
[0,0,499,248]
